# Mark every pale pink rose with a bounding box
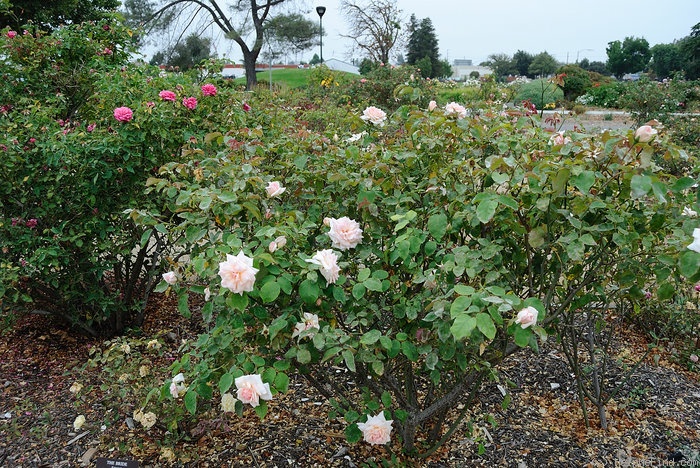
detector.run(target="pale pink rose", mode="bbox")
[113,106,133,122]
[201,83,217,96]
[444,102,467,119]
[7,30,17,38]
[274,236,287,249]
[690,354,699,363]
[235,374,272,407]
[268,241,278,253]
[204,287,211,301]
[428,100,437,111]
[182,97,198,110]
[327,217,363,250]
[170,373,186,398]
[357,412,393,445]
[306,249,340,284]
[159,90,176,101]
[360,106,387,126]
[688,228,700,253]
[549,131,571,146]
[162,271,177,285]
[292,313,320,338]
[266,181,286,198]
[515,306,538,329]
[218,251,259,294]
[635,125,657,142]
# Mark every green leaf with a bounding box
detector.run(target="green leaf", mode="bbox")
[178,293,191,318]
[450,296,472,317]
[476,198,499,224]
[352,283,366,299]
[671,177,697,193]
[451,315,476,340]
[342,349,356,372]
[299,279,320,304]
[274,372,289,393]
[513,326,531,347]
[657,282,675,301]
[401,341,418,361]
[360,329,382,345]
[184,390,197,415]
[219,373,233,393]
[363,277,383,292]
[552,168,570,195]
[572,171,595,194]
[679,251,700,278]
[371,360,384,375]
[255,402,268,419]
[296,348,311,364]
[630,174,652,198]
[226,292,249,312]
[428,213,448,240]
[345,424,362,444]
[528,226,547,248]
[259,281,280,303]
[476,313,496,340]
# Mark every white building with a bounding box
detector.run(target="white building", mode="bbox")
[450,59,493,81]
[321,58,360,75]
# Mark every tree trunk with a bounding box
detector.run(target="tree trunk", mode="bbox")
[243,50,258,90]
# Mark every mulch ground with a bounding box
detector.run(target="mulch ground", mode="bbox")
[1,294,698,467]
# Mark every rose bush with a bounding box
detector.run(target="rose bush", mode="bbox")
[138,93,698,456]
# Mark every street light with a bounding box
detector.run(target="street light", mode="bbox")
[576,48,594,63]
[316,6,326,63]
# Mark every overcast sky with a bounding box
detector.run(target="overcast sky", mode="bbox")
[208,0,698,66]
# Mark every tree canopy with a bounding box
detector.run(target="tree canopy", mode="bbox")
[405,15,448,78]
[606,36,651,78]
[1,0,119,30]
[340,0,404,65]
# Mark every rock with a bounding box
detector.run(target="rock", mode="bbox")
[80,447,98,466]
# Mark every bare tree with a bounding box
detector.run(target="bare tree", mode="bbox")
[125,0,294,89]
[340,0,405,64]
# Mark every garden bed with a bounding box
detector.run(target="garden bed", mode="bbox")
[1,296,698,467]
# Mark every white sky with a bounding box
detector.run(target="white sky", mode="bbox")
[202,0,698,66]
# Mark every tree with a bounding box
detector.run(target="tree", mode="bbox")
[406,15,445,78]
[150,33,213,70]
[265,13,318,63]
[650,43,683,79]
[309,53,321,65]
[578,58,609,75]
[513,50,533,77]
[680,22,700,80]
[0,0,119,31]
[606,36,651,79]
[555,64,592,102]
[484,53,515,80]
[340,0,404,65]
[528,51,558,78]
[123,0,292,90]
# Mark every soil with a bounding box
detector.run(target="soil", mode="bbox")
[1,292,698,468]
[541,109,635,133]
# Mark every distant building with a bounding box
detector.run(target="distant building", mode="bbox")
[321,58,360,75]
[450,59,493,81]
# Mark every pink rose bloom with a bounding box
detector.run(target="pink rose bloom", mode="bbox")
[292,312,320,338]
[428,100,437,111]
[549,131,572,146]
[162,271,177,285]
[7,31,17,38]
[235,374,272,407]
[113,106,133,122]
[444,102,467,119]
[327,217,363,250]
[360,106,387,126]
[159,90,176,101]
[268,235,287,253]
[691,354,699,363]
[695,284,700,292]
[266,181,286,198]
[25,218,38,228]
[357,412,393,445]
[87,123,96,132]
[182,97,197,110]
[306,249,340,284]
[242,102,251,112]
[360,78,367,83]
[635,125,657,142]
[201,83,217,96]
[515,306,539,329]
[103,48,112,55]
[218,251,258,294]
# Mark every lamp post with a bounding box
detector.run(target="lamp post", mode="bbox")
[316,6,326,63]
[576,48,594,63]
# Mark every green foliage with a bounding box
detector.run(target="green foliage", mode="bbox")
[135,90,696,455]
[514,79,563,109]
[555,65,592,102]
[528,51,559,78]
[616,77,694,126]
[650,43,684,79]
[150,33,213,71]
[264,12,318,55]
[0,20,250,335]
[0,0,120,31]
[606,36,652,78]
[406,15,446,78]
